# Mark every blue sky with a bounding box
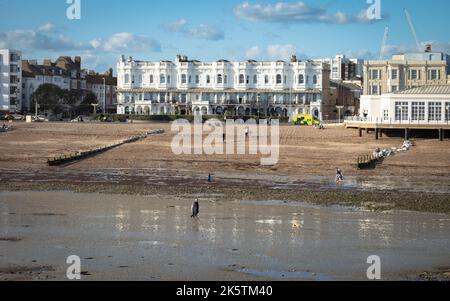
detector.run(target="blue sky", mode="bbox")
[1,0,449,73]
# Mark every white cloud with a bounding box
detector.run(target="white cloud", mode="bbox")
[244,44,298,60]
[90,32,161,53]
[234,1,383,24]
[163,19,225,41]
[245,46,261,58]
[37,22,57,33]
[267,44,297,60]
[189,24,224,41]
[163,19,188,32]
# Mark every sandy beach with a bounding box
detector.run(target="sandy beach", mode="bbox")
[1,122,450,281]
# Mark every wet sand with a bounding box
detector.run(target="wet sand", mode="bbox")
[1,191,449,281]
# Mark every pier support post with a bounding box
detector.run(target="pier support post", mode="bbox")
[359,128,362,137]
[379,129,383,138]
[439,128,443,141]
[404,129,409,141]
[375,128,379,140]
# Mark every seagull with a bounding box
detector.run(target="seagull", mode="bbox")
[191,199,200,218]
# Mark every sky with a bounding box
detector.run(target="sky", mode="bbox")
[1,0,449,73]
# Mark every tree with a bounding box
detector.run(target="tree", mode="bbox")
[30,84,66,115]
[77,92,98,115]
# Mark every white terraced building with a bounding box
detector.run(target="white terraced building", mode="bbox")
[117,55,332,120]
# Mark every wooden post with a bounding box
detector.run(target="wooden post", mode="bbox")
[379,129,383,138]
[375,128,379,140]
[405,128,409,140]
[359,128,362,137]
[439,128,443,141]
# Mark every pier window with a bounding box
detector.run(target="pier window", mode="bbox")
[395,102,409,121]
[265,75,269,85]
[181,74,187,84]
[391,69,398,80]
[149,75,154,84]
[446,103,450,121]
[383,110,389,121]
[313,75,317,84]
[429,69,440,80]
[371,69,379,80]
[276,74,282,84]
[160,74,166,84]
[298,74,304,84]
[410,69,420,80]
[253,75,257,84]
[428,102,442,121]
[196,75,200,84]
[167,75,171,84]
[206,75,211,84]
[124,74,130,84]
[224,75,228,84]
[217,74,223,84]
[411,102,425,121]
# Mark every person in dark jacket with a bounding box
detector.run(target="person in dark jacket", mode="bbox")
[191,199,200,218]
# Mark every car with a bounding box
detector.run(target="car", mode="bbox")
[293,114,321,126]
[71,115,91,123]
[32,115,49,122]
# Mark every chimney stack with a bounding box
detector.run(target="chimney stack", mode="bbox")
[74,56,81,68]
[290,55,298,63]
[43,59,52,66]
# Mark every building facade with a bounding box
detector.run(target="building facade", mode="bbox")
[117,55,332,120]
[360,85,450,124]
[21,56,117,114]
[313,55,363,81]
[0,49,22,113]
[86,69,118,114]
[21,60,71,112]
[363,51,449,96]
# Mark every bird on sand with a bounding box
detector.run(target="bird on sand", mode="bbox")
[191,199,200,218]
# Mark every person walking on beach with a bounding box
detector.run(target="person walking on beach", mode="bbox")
[191,199,200,218]
[336,168,344,184]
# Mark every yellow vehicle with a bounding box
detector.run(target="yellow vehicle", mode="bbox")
[293,114,321,126]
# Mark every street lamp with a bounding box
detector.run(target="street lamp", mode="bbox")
[103,77,106,114]
[336,106,344,124]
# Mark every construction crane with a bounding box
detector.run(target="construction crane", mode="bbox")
[404,8,422,52]
[379,26,389,60]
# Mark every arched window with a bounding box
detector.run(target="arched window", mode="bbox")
[217,74,223,84]
[276,74,282,84]
[253,75,257,84]
[264,75,269,84]
[239,74,245,84]
[206,75,211,84]
[298,74,304,84]
[149,75,154,84]
[160,74,165,84]
[313,75,318,84]
[181,74,187,84]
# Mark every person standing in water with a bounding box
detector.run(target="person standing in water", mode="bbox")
[336,168,344,183]
[191,199,200,218]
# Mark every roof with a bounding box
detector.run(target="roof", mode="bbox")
[86,74,117,86]
[394,85,450,95]
[22,60,70,78]
[330,80,362,91]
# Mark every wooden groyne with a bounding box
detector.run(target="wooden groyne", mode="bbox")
[48,129,164,166]
[357,153,379,169]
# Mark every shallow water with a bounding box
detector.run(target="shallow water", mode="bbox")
[0,191,449,281]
